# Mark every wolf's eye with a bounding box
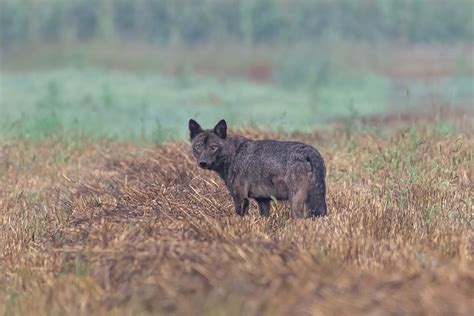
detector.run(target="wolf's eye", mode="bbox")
[194,144,203,150]
[210,145,218,151]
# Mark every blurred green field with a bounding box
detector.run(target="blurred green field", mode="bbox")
[1,66,472,141]
[0,67,383,140]
[1,0,472,142]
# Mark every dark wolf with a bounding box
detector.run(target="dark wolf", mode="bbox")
[188,119,327,218]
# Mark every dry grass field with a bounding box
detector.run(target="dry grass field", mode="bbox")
[0,114,473,315]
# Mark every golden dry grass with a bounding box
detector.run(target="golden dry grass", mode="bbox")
[0,121,473,315]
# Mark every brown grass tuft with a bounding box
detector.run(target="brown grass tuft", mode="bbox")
[0,123,473,315]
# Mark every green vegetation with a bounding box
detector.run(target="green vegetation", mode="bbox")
[2,66,473,141]
[1,1,472,143]
[2,0,473,50]
[0,67,386,140]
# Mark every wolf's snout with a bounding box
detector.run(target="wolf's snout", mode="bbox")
[199,161,209,168]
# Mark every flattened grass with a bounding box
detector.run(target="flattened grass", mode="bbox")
[0,120,473,315]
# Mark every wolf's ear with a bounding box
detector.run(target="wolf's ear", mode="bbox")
[189,119,203,140]
[214,119,227,139]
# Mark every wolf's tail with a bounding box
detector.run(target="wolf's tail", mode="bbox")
[306,150,327,217]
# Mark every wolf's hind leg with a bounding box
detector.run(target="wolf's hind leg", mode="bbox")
[290,191,308,218]
[256,198,271,217]
[289,178,311,218]
[288,167,312,218]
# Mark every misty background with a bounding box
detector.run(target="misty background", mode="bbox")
[1,0,473,140]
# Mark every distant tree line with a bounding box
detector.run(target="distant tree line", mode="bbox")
[1,0,473,49]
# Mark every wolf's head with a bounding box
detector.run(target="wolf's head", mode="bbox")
[188,119,228,170]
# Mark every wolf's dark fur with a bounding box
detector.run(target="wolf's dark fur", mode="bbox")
[188,119,327,218]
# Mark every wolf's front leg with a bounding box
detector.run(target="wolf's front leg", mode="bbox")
[233,196,249,216]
